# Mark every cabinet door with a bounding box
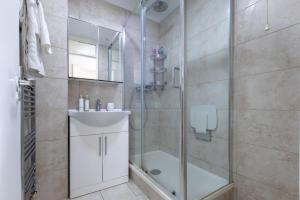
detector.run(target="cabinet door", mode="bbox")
[70,135,102,190]
[103,133,128,181]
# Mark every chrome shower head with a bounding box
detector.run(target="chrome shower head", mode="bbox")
[152,0,168,12]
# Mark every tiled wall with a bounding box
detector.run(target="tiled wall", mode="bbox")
[35,0,69,199]
[233,0,300,199]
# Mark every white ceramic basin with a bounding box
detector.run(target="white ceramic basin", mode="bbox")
[68,109,131,127]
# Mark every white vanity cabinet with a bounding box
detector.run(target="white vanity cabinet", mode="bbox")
[69,110,130,199]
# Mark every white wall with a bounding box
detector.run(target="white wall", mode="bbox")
[0,0,22,199]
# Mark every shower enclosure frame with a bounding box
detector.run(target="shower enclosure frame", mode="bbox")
[137,0,234,199]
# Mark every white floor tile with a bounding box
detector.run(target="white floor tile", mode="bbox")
[72,191,103,200]
[127,181,144,196]
[70,182,148,200]
[101,184,137,200]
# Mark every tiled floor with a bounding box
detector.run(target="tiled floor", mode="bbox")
[72,181,149,200]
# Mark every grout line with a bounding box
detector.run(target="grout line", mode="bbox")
[235,0,263,13]
[233,65,300,79]
[234,108,300,112]
[236,140,298,155]
[235,21,300,46]
[235,173,298,197]
[99,191,104,200]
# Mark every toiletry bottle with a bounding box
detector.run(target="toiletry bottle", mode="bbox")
[84,95,90,111]
[79,95,84,112]
[96,99,101,111]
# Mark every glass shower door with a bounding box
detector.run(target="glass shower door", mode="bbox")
[185,0,232,199]
[140,1,182,198]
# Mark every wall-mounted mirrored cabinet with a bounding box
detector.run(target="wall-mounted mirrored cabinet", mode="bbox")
[68,18,124,83]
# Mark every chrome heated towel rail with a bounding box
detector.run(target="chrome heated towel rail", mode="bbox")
[21,80,36,200]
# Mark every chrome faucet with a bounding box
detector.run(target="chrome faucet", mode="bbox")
[95,99,101,111]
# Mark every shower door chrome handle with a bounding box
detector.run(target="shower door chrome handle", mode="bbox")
[172,66,180,88]
[99,137,102,156]
[105,136,107,155]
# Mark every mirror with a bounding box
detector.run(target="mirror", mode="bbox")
[68,18,123,82]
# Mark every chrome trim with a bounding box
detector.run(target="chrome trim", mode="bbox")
[105,136,107,155]
[140,6,146,170]
[228,0,234,183]
[172,66,180,88]
[179,0,186,199]
[21,81,36,200]
[99,137,102,156]
[121,29,126,109]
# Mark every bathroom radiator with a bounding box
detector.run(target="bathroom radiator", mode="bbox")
[21,80,37,200]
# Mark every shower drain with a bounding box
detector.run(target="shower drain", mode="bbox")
[150,169,161,175]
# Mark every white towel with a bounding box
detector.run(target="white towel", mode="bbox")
[26,0,52,77]
[37,0,52,54]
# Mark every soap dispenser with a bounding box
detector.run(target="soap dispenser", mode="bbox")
[79,95,84,112]
[84,95,90,111]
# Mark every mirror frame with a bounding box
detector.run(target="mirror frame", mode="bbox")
[67,17,125,83]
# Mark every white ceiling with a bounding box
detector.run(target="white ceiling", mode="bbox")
[103,0,179,23]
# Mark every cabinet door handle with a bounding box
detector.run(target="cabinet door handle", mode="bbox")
[105,136,107,155]
[99,137,102,156]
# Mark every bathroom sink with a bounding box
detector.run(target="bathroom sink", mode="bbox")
[68,109,131,127]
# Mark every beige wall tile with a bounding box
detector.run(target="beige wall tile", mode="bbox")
[269,0,300,31]
[45,14,68,49]
[144,126,160,152]
[235,0,262,11]
[186,80,229,110]
[40,0,68,18]
[36,78,68,110]
[78,0,129,29]
[68,79,79,109]
[187,135,229,170]
[36,108,68,141]
[36,78,68,141]
[158,127,180,154]
[68,0,80,18]
[187,19,230,61]
[36,139,68,173]
[234,0,267,44]
[158,109,180,129]
[36,169,68,200]
[236,110,299,153]
[234,68,300,111]
[234,24,300,77]
[236,143,298,195]
[188,155,230,179]
[187,0,230,37]
[78,81,123,109]
[236,174,298,200]
[187,49,230,86]
[42,47,68,79]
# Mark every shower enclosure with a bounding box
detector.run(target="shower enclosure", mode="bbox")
[124,0,232,199]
